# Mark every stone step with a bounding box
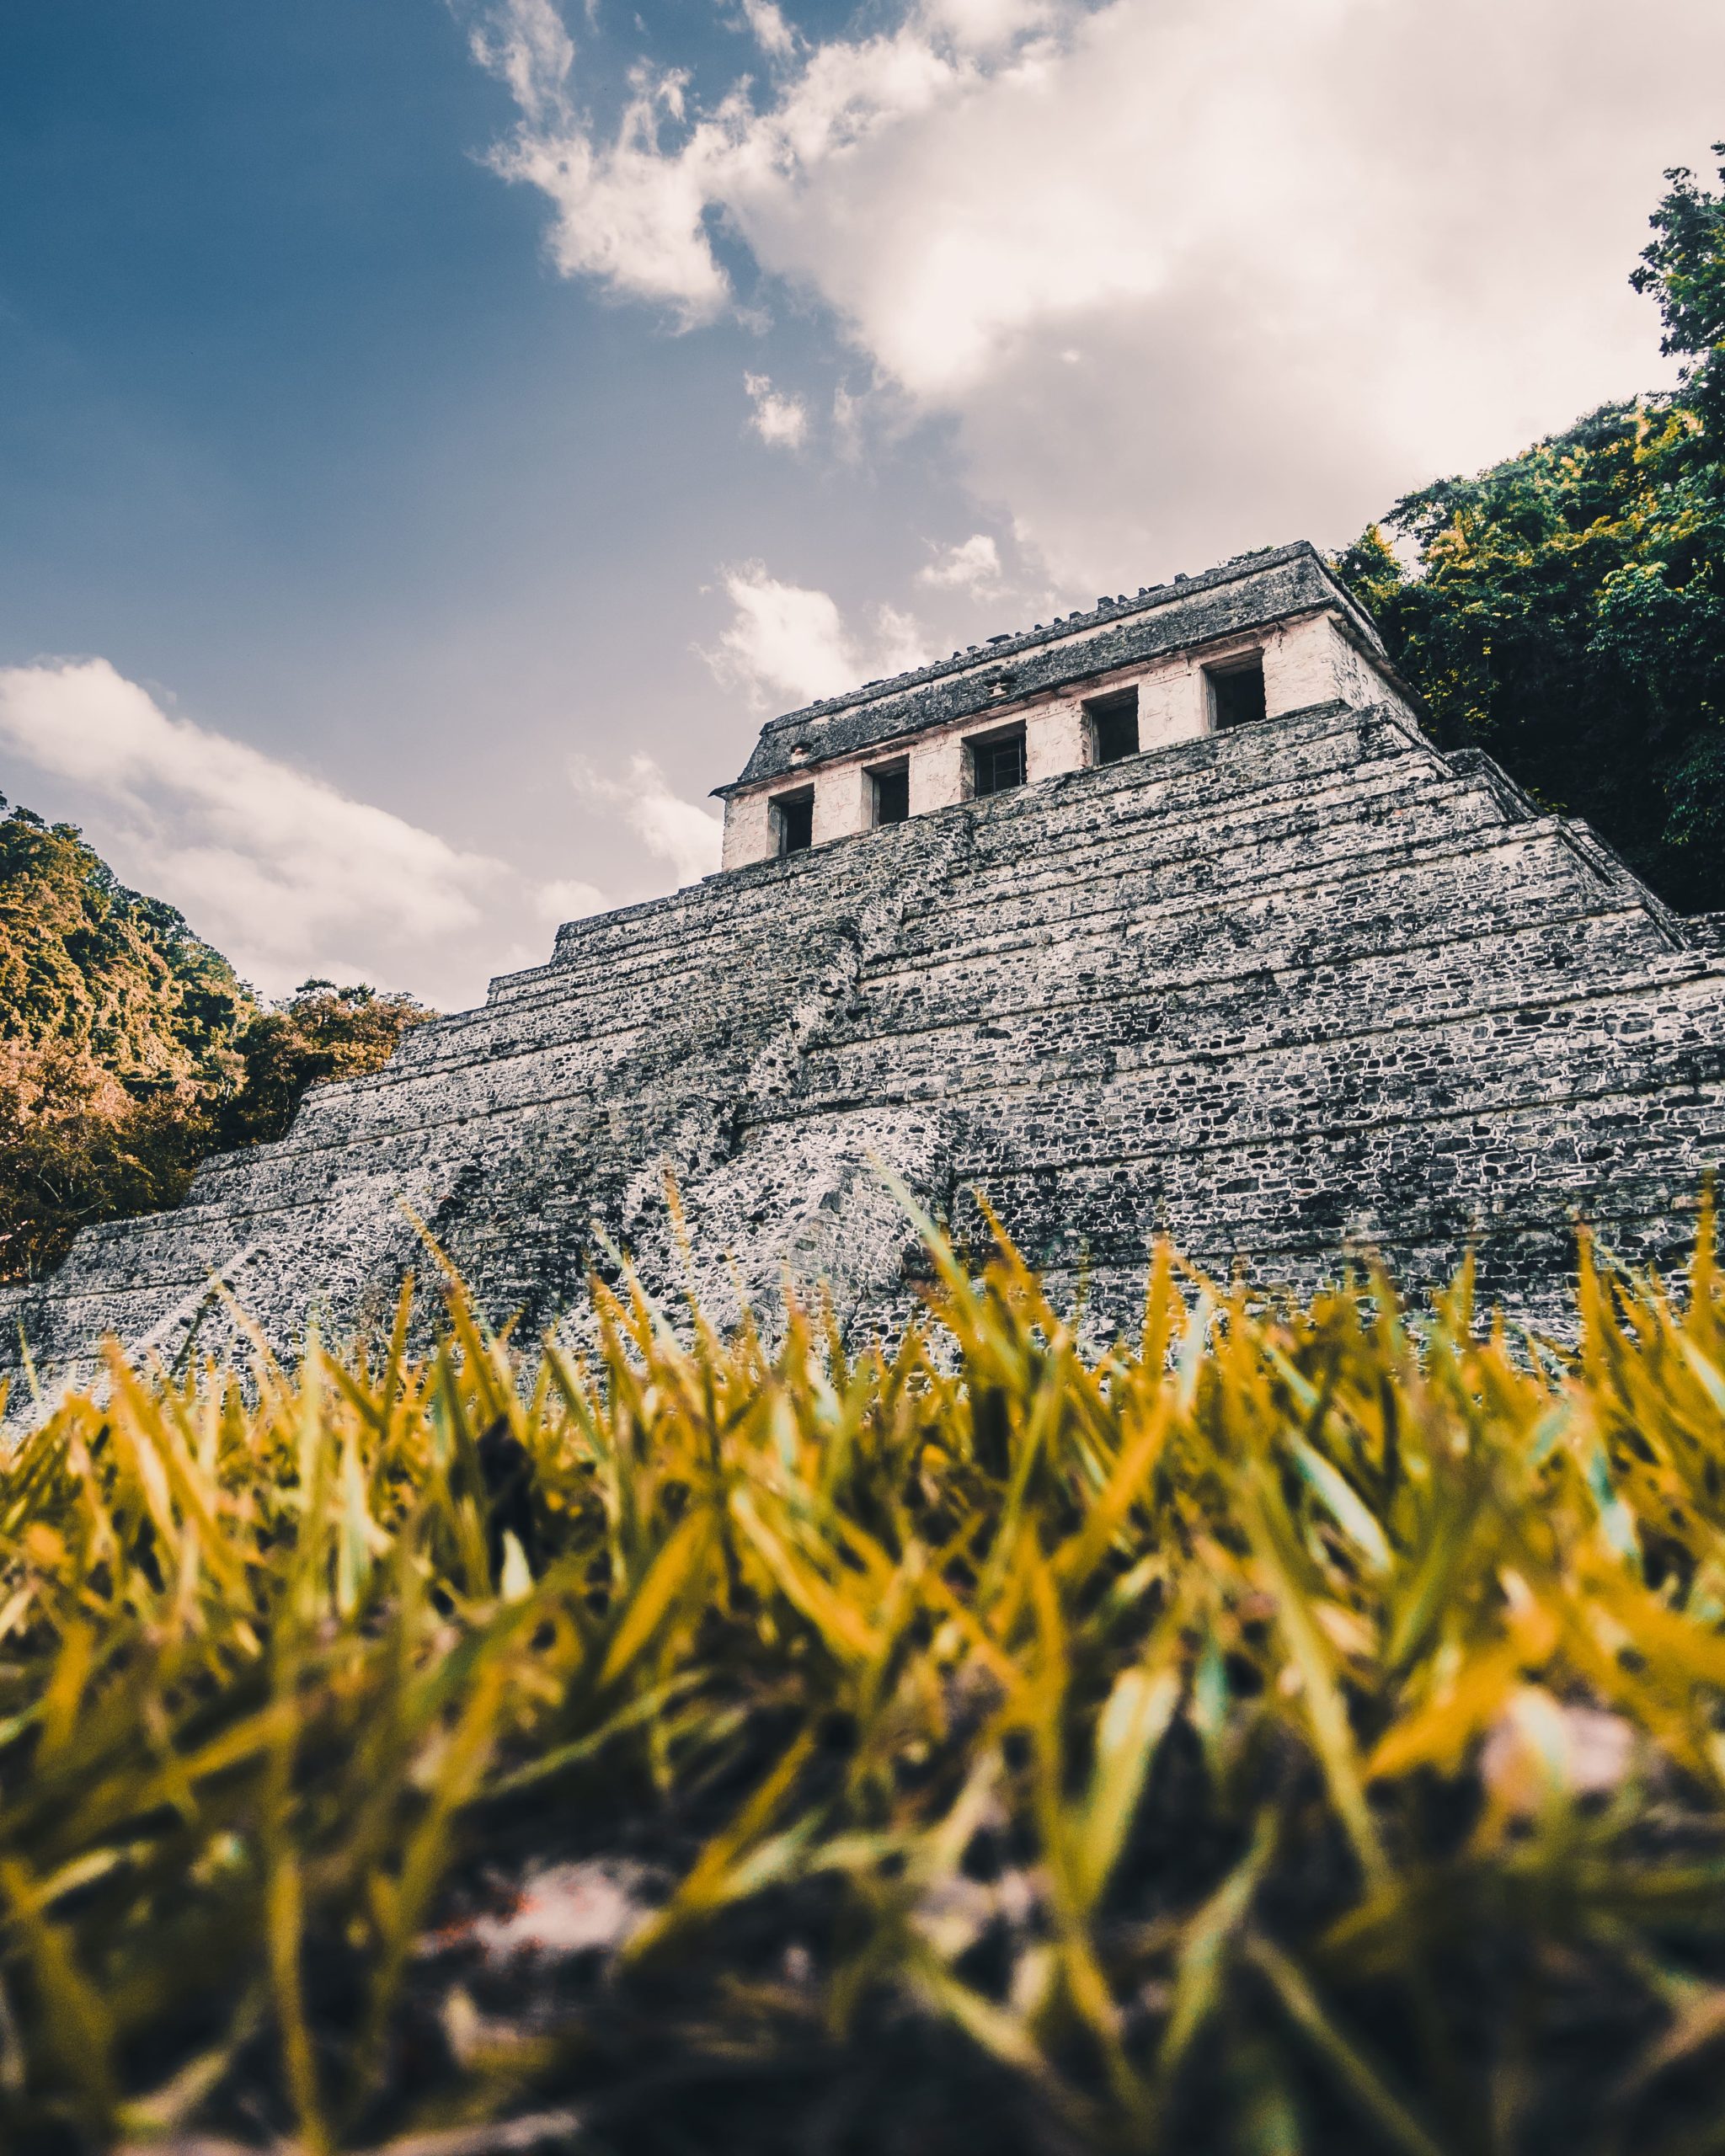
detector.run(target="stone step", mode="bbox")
[222,818,1694,1171]
[965,702,1424,841]
[909,779,1515,951]
[940,766,1472,931]
[803,905,1687,1100]
[945,970,1725,1154]
[314,915,866,1106]
[478,703,1423,999]
[857,872,1680,1033]
[457,713,1449,1041]
[893,813,1610,975]
[462,793,1483,1075]
[970,1179,1706,1345]
[954,1082,1725,1269]
[954,725,1450,889]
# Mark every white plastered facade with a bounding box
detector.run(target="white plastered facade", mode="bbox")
[720,607,1410,872]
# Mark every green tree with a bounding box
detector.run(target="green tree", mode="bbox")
[0,1043,215,1280]
[0,803,439,1278]
[1632,144,1725,428]
[0,801,254,1082]
[1335,148,1725,915]
[217,980,435,1150]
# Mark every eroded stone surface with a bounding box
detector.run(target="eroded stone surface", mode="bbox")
[6,558,1725,1389]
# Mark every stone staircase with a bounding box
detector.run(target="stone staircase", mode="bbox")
[7,697,1723,1388]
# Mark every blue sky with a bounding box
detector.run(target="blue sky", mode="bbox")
[2,0,1721,1006]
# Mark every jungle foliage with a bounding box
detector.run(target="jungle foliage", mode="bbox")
[3,1207,1725,2154]
[214,982,436,1154]
[0,802,254,1091]
[0,1043,223,1287]
[1336,148,1725,915]
[0,803,431,1280]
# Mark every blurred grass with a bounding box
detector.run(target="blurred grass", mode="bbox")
[5,1203,1725,2153]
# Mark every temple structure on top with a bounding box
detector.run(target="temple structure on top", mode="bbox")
[715,543,1408,867]
[6,541,1725,1393]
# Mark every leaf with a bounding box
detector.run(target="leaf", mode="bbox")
[1247,1936,1445,2156]
[595,1507,713,1691]
[1069,1662,1181,1912]
[498,1530,534,1604]
[1238,1475,1389,1889]
[1289,1437,1393,1576]
[0,1855,115,2121]
[1156,1812,1277,2085]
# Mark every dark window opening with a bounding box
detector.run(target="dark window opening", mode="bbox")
[1087,688,1140,765]
[969,728,1027,798]
[775,789,814,855]
[870,763,910,826]
[1209,656,1267,731]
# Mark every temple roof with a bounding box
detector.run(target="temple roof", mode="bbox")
[720,540,1384,794]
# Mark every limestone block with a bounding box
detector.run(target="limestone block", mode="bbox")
[1028,699,1088,779]
[722,789,773,871]
[813,762,869,846]
[1139,659,1207,749]
[1261,612,1337,714]
[910,730,966,814]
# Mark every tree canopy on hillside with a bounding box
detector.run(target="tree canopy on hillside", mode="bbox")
[1335,147,1725,915]
[0,805,435,1282]
[0,975,435,1283]
[0,800,255,1086]
[217,981,435,1150]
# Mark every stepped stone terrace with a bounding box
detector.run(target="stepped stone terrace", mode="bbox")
[7,541,1725,1390]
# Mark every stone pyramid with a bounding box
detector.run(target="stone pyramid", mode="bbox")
[8,543,1724,1385]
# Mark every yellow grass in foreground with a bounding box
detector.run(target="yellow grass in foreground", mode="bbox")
[4,1211,1725,2155]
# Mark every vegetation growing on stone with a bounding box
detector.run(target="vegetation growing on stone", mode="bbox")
[1336,147,1725,913]
[0,803,251,1281]
[0,798,433,1281]
[4,1207,1725,2153]
[0,1043,222,1287]
[214,982,438,1154]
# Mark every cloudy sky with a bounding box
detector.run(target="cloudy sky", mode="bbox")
[2,0,1719,1007]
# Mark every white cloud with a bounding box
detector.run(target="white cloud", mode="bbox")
[0,659,508,999]
[569,752,724,883]
[916,531,1002,595]
[872,604,930,678]
[702,563,857,706]
[468,0,730,323]
[465,0,575,128]
[740,0,797,61]
[535,875,607,921]
[831,381,865,462]
[920,0,1051,51]
[470,1,967,324]
[702,563,928,708]
[472,0,1725,588]
[743,371,809,449]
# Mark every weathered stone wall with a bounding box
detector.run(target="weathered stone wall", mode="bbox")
[7,691,1724,1391]
[719,545,1418,868]
[728,542,1390,786]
